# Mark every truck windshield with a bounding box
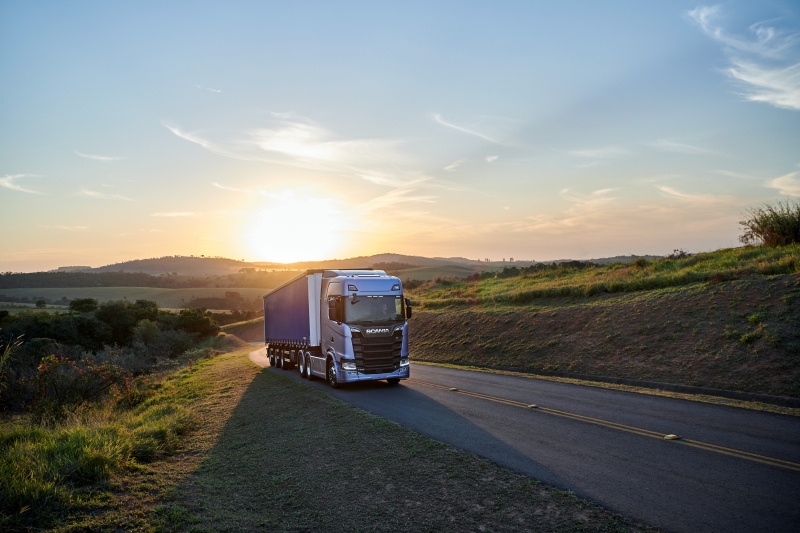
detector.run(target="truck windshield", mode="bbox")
[345,295,404,324]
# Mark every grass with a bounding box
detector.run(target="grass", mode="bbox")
[2,348,656,532]
[0,348,216,529]
[0,304,71,314]
[0,287,268,309]
[411,244,800,309]
[408,273,800,397]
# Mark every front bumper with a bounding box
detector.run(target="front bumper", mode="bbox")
[337,364,410,382]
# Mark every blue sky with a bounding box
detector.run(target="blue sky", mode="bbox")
[1,1,799,269]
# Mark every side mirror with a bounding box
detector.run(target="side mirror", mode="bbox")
[405,297,412,319]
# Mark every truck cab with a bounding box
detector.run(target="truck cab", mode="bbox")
[319,270,411,387]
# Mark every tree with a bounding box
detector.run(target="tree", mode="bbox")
[69,298,98,313]
[35,299,46,308]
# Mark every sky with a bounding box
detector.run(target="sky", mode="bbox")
[1,1,799,270]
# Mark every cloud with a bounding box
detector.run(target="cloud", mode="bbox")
[687,5,800,111]
[687,6,798,58]
[433,114,506,144]
[163,118,405,176]
[74,151,125,162]
[213,182,255,194]
[486,155,498,163]
[767,171,800,196]
[656,185,734,204]
[726,60,800,110]
[78,189,132,200]
[196,85,222,93]
[0,174,44,194]
[151,212,198,217]
[37,225,88,230]
[443,160,464,172]
[644,139,721,155]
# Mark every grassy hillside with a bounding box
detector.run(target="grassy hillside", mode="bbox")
[413,245,799,308]
[408,246,800,397]
[0,287,267,309]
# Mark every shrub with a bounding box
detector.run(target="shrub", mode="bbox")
[35,300,46,309]
[634,258,648,268]
[69,298,98,313]
[740,200,800,246]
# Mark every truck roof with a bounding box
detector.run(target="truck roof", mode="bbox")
[262,269,394,298]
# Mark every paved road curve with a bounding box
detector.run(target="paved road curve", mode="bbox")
[249,349,800,533]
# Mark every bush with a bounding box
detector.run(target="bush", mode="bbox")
[740,200,800,246]
[69,298,98,313]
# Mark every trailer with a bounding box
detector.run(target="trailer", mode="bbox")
[263,269,412,388]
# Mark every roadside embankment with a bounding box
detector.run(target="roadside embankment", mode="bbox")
[410,275,800,398]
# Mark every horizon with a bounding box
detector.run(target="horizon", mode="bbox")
[2,1,799,271]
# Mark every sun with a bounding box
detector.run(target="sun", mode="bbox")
[245,193,347,263]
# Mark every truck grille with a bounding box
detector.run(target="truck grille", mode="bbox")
[352,332,402,374]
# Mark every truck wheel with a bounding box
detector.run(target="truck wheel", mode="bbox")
[327,359,340,389]
[386,378,400,385]
[280,353,288,369]
[268,349,275,367]
[299,352,308,379]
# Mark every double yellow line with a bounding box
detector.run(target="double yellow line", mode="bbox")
[407,378,800,473]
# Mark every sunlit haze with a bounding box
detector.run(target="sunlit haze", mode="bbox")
[2,1,799,270]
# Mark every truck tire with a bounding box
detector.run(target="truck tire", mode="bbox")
[280,352,288,369]
[299,352,308,379]
[327,359,340,389]
[386,378,400,385]
[268,348,276,367]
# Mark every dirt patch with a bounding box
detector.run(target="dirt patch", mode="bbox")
[410,275,800,397]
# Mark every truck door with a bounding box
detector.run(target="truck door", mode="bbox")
[322,282,344,368]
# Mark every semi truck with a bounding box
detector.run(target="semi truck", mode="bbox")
[263,269,412,388]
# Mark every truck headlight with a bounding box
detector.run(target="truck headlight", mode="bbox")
[400,357,409,367]
[342,361,357,370]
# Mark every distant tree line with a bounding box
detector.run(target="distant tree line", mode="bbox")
[0,270,296,289]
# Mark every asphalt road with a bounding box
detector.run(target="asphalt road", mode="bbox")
[249,348,800,533]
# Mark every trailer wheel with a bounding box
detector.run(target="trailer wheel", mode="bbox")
[268,348,276,367]
[327,359,340,389]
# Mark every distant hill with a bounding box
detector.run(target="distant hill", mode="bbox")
[43,252,669,279]
[87,256,249,276]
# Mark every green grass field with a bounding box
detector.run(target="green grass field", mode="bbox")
[0,287,267,309]
[0,303,71,314]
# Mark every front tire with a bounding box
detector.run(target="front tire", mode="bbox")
[299,352,309,379]
[386,378,400,385]
[327,359,340,389]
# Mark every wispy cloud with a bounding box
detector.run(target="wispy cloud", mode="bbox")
[687,6,798,58]
[443,159,464,172]
[486,155,498,163]
[74,151,125,162]
[432,114,507,144]
[213,182,255,194]
[0,174,44,194]
[38,224,88,230]
[163,118,406,178]
[151,212,198,217]
[767,171,800,196]
[196,85,222,93]
[688,5,800,111]
[657,185,734,204]
[726,60,800,110]
[644,139,721,155]
[78,189,132,200]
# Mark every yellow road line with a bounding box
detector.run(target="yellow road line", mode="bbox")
[407,378,800,473]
